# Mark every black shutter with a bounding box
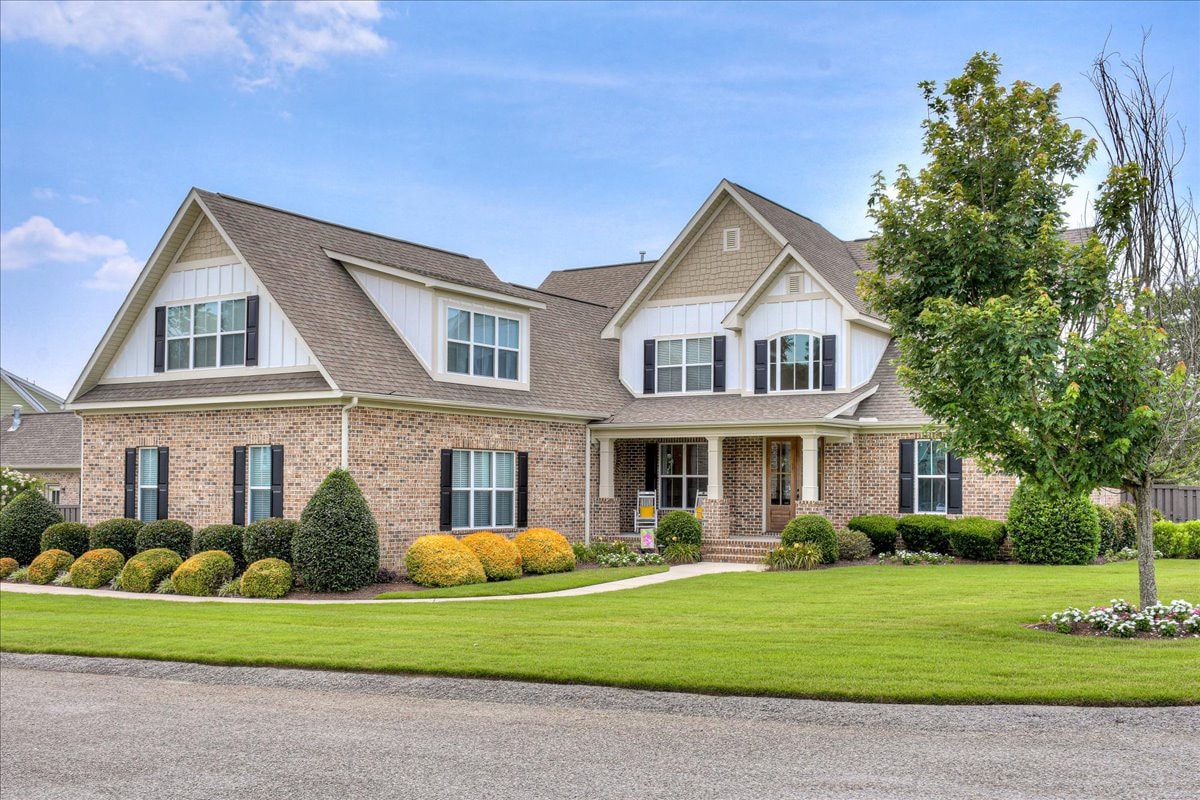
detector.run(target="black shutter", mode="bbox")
[753,339,769,394]
[270,444,284,518]
[232,446,246,525]
[898,439,915,514]
[439,449,453,531]
[124,448,136,519]
[245,295,260,367]
[643,339,656,394]
[644,442,657,493]
[516,452,529,528]
[946,450,963,515]
[821,335,836,391]
[153,306,166,373]
[156,447,170,520]
[712,335,726,392]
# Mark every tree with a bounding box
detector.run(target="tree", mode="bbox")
[861,53,1168,606]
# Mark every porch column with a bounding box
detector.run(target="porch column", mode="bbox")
[705,435,723,499]
[800,435,820,502]
[599,438,615,499]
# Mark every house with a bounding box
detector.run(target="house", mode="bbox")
[2,408,82,519]
[2,368,65,414]
[66,181,1027,566]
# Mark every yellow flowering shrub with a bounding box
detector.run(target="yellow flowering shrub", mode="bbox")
[28,549,74,585]
[172,550,235,596]
[404,535,486,588]
[240,558,294,599]
[117,548,183,593]
[0,557,17,579]
[69,548,125,589]
[513,528,575,574]
[460,531,522,581]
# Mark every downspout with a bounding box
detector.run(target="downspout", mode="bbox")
[584,425,592,546]
[341,396,359,470]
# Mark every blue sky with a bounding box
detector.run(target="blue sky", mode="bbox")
[1,0,1197,397]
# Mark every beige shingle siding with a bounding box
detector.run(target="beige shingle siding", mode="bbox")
[177,216,234,262]
[651,201,779,302]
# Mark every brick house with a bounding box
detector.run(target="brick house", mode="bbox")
[2,369,81,519]
[66,181,1037,568]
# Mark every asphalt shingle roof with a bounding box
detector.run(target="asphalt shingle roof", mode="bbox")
[0,411,81,468]
[76,372,331,403]
[603,388,874,426]
[539,261,655,309]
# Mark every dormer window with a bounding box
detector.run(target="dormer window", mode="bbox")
[447,307,520,381]
[722,226,741,252]
[165,297,246,370]
[769,333,822,391]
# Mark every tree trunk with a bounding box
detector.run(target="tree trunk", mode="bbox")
[1131,481,1158,608]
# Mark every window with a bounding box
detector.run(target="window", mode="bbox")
[656,337,712,393]
[137,447,158,523]
[447,308,520,381]
[247,445,272,524]
[722,226,741,252]
[166,297,246,370]
[916,439,948,513]
[769,333,822,391]
[44,485,61,505]
[659,443,708,510]
[451,450,515,529]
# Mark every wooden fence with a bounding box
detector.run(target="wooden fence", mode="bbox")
[56,505,81,523]
[1121,485,1200,523]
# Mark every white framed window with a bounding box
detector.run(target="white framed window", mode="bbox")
[166,297,247,370]
[769,333,822,392]
[451,450,516,529]
[657,336,712,393]
[446,307,520,381]
[916,439,948,514]
[722,226,741,252]
[44,485,61,506]
[659,443,708,510]
[247,445,272,524]
[137,447,158,523]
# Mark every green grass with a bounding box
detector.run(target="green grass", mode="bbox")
[2,561,1198,705]
[375,565,667,599]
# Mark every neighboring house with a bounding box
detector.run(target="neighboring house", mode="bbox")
[1,409,82,518]
[2,368,65,414]
[66,181,1041,566]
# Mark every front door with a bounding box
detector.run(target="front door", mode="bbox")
[766,438,798,532]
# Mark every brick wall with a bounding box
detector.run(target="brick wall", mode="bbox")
[650,201,778,301]
[24,469,80,506]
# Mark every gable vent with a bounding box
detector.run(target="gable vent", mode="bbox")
[786,273,804,294]
[722,226,741,252]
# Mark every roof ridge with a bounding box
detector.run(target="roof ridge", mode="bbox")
[548,259,655,274]
[729,182,826,228]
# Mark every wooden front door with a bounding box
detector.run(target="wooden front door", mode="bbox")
[766,438,798,532]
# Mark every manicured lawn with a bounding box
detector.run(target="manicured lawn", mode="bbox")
[2,561,1197,705]
[375,565,667,599]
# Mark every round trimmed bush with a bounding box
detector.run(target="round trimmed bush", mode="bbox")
[1113,503,1137,550]
[28,549,74,584]
[1153,520,1187,559]
[135,519,193,557]
[89,518,142,559]
[243,518,298,564]
[292,469,379,593]
[69,548,125,589]
[513,528,576,574]
[172,550,235,596]
[240,558,294,599]
[1183,520,1200,559]
[780,515,837,564]
[847,515,899,555]
[897,515,951,553]
[0,488,63,566]
[947,517,1006,561]
[193,524,246,572]
[404,535,487,587]
[117,548,183,593]
[655,510,702,549]
[0,557,18,579]
[461,531,523,581]
[1094,505,1118,554]
[835,529,873,561]
[41,522,90,558]
[1008,483,1100,565]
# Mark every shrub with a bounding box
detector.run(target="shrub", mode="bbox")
[847,515,899,555]
[117,548,183,593]
[948,517,1006,561]
[218,579,242,598]
[835,529,873,561]
[240,558,294,599]
[40,522,90,558]
[764,542,823,570]
[28,549,74,584]
[404,535,487,587]
[0,556,18,579]
[292,469,379,592]
[896,515,951,553]
[1008,483,1100,565]
[1153,520,1189,559]
[69,548,125,589]
[7,566,30,583]
[780,515,837,564]
[1113,503,1138,550]
[193,524,246,572]
[662,542,702,564]
[460,532,522,581]
[172,550,235,596]
[1094,505,1119,554]
[0,488,63,566]
[655,510,702,548]
[1183,521,1200,559]
[1,466,43,506]
[135,519,193,557]
[243,518,298,564]
[514,528,576,574]
[89,518,142,559]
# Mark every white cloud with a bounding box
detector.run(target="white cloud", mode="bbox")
[31,187,57,200]
[69,193,98,204]
[0,215,140,290]
[84,253,142,290]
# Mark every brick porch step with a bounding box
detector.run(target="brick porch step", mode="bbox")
[702,538,779,564]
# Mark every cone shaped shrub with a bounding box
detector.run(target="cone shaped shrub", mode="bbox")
[41,522,90,558]
[243,518,298,564]
[513,528,575,574]
[0,557,18,579]
[117,548,183,593]
[1008,483,1100,565]
[28,549,74,584]
[0,488,63,565]
[172,550,235,596]
[461,531,523,581]
[70,548,125,589]
[292,469,379,592]
[781,515,838,564]
[89,518,142,559]
[193,524,246,572]
[135,519,193,557]
[240,558,294,599]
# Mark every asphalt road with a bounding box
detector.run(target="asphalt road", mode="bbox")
[1,653,1196,800]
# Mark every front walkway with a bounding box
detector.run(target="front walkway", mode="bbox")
[0,561,762,605]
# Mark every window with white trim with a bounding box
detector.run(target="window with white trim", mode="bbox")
[44,485,61,506]
[657,337,712,393]
[768,333,822,391]
[166,297,246,370]
[447,307,520,381]
[137,447,158,523]
[916,439,948,513]
[451,450,516,529]
[659,443,708,510]
[247,445,272,524]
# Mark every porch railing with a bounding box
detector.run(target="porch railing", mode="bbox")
[56,505,81,523]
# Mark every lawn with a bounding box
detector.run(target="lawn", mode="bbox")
[2,561,1197,705]
[375,565,667,599]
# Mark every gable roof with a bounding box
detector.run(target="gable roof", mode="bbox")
[1,368,65,413]
[539,260,656,309]
[0,411,81,468]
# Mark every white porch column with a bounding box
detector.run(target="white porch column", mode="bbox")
[800,435,820,502]
[705,435,723,500]
[599,438,615,499]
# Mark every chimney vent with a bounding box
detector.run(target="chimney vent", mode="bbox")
[8,405,22,432]
[639,251,646,262]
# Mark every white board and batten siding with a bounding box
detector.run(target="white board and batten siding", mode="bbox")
[850,326,890,386]
[620,300,740,393]
[346,266,435,368]
[743,296,845,390]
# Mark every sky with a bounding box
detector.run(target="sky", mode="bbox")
[1,0,1197,398]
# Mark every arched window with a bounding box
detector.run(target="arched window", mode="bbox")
[768,333,822,391]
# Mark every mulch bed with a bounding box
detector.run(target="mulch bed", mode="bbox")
[287,563,614,600]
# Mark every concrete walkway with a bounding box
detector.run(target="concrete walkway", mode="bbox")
[0,561,762,605]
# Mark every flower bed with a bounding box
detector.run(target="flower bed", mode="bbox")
[1039,598,1200,639]
[878,550,955,565]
